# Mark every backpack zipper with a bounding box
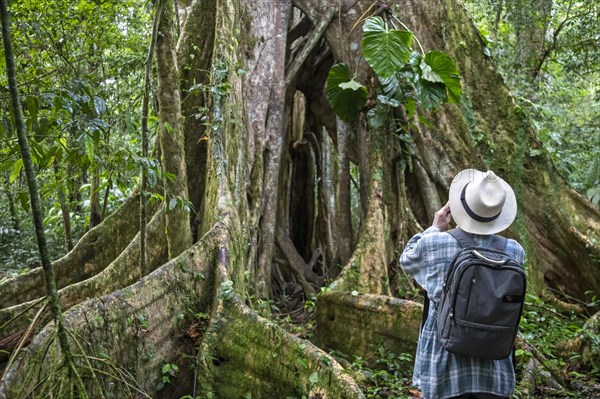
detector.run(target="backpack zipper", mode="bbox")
[463,266,479,317]
[448,259,525,324]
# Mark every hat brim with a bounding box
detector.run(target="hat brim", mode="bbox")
[448,169,517,235]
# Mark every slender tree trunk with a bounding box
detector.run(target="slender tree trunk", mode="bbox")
[88,165,102,229]
[54,164,74,251]
[0,0,82,391]
[492,0,504,40]
[316,126,338,269]
[357,117,370,230]
[69,166,83,217]
[100,176,111,219]
[155,0,192,258]
[140,3,160,276]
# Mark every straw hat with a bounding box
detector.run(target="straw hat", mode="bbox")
[448,169,517,235]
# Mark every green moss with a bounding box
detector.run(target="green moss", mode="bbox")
[460,94,489,160]
[194,282,364,399]
[315,292,421,366]
[511,127,543,293]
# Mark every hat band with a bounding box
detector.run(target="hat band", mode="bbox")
[460,183,502,223]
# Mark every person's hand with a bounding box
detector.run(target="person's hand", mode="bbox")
[432,202,452,231]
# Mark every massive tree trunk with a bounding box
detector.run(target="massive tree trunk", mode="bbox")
[1,0,599,397]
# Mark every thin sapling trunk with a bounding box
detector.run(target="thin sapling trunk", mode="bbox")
[0,0,84,394]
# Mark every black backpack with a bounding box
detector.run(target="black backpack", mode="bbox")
[432,228,526,360]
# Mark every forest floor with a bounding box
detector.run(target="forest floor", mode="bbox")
[272,283,600,399]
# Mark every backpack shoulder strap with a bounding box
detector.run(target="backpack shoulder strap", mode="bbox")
[490,234,508,251]
[447,228,476,248]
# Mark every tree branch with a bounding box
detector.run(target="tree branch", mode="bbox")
[531,1,588,81]
[285,6,336,86]
[287,15,311,45]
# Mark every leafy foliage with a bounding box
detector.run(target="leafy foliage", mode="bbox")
[332,347,415,399]
[326,16,461,123]
[0,0,152,271]
[464,0,600,204]
[518,294,600,396]
[158,362,179,391]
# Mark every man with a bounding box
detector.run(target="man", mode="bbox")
[400,169,525,399]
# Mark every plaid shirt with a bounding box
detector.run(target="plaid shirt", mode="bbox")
[400,226,525,399]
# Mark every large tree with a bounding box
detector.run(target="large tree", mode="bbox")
[1,0,599,397]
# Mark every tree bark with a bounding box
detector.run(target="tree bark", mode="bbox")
[396,0,600,298]
[88,164,102,230]
[140,0,161,277]
[315,126,338,269]
[0,194,151,308]
[155,0,193,258]
[177,0,216,241]
[253,1,292,298]
[335,119,354,264]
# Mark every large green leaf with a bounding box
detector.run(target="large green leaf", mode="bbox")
[422,50,462,103]
[326,63,368,122]
[414,80,447,111]
[362,16,413,78]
